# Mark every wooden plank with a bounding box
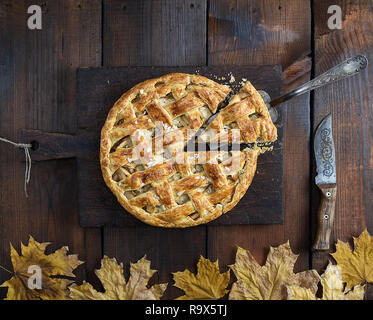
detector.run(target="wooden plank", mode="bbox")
[73,65,283,227]
[312,0,373,271]
[207,0,312,273]
[104,227,207,299]
[0,0,102,297]
[208,0,311,68]
[102,0,208,299]
[103,0,206,66]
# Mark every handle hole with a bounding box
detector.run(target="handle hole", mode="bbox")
[30,140,39,151]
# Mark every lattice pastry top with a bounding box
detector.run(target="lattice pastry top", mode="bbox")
[100,73,277,227]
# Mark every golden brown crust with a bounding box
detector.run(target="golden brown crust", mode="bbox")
[204,81,277,143]
[100,73,274,227]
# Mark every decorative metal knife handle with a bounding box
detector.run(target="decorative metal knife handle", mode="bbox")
[312,185,337,250]
[270,55,368,107]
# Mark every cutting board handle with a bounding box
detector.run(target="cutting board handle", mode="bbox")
[18,129,97,161]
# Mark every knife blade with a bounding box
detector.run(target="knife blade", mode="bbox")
[312,113,337,251]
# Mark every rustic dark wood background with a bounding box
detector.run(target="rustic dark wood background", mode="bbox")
[0,0,372,299]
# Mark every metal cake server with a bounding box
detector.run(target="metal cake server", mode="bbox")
[185,55,367,151]
[312,114,336,251]
[263,54,368,123]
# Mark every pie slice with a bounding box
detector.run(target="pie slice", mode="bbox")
[202,81,277,144]
[100,73,277,227]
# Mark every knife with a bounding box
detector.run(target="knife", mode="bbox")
[312,113,337,251]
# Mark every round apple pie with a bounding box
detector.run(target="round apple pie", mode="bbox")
[100,73,277,227]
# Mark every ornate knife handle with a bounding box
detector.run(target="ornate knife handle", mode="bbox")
[270,55,368,107]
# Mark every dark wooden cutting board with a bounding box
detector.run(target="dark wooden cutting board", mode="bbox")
[19,65,284,227]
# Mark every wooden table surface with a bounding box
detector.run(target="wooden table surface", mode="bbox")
[0,0,372,299]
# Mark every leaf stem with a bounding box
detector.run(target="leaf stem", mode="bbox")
[0,265,13,274]
[0,265,29,279]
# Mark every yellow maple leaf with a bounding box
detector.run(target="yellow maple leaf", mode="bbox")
[287,263,365,300]
[0,236,83,300]
[69,255,167,300]
[228,242,320,300]
[331,229,373,289]
[172,256,230,300]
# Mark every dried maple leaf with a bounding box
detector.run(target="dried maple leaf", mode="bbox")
[287,263,365,300]
[228,242,320,300]
[69,255,167,300]
[173,256,230,300]
[331,229,373,289]
[0,236,83,300]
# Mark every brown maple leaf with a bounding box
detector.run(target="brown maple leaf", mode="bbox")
[228,242,320,300]
[172,256,230,300]
[69,255,167,300]
[287,263,365,300]
[0,236,83,300]
[331,229,373,289]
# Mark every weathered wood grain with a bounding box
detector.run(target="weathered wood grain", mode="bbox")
[312,0,373,271]
[101,0,208,299]
[103,0,207,66]
[207,0,312,273]
[0,0,102,297]
[208,0,311,68]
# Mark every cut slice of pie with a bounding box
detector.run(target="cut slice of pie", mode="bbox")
[100,73,277,227]
[203,81,277,144]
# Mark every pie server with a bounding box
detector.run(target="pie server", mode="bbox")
[312,113,336,251]
[186,55,367,151]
